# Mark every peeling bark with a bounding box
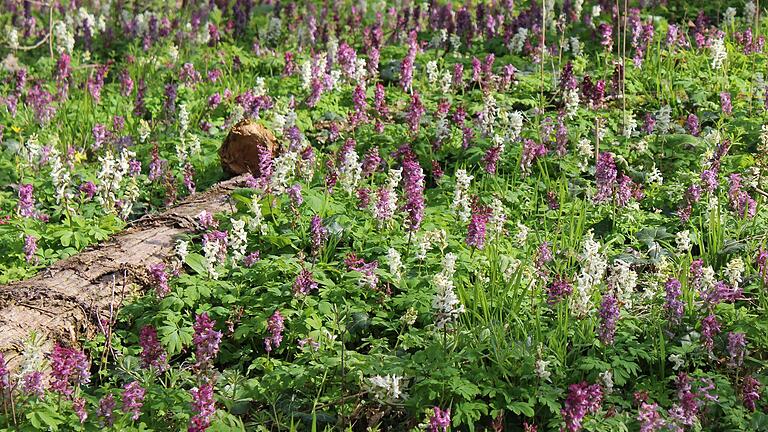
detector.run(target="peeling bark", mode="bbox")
[0,175,248,368]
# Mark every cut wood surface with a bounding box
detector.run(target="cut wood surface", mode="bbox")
[0,175,248,368]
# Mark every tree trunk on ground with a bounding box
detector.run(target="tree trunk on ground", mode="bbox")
[0,175,248,368]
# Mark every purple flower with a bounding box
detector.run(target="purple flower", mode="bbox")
[373,83,388,118]
[536,242,553,275]
[400,31,417,92]
[402,152,425,232]
[18,184,35,218]
[595,152,617,203]
[350,85,368,125]
[198,210,217,229]
[98,394,116,426]
[728,174,756,219]
[208,93,222,109]
[73,397,88,423]
[598,23,613,50]
[23,234,38,264]
[452,63,464,89]
[119,70,134,96]
[189,382,215,432]
[184,164,196,195]
[264,310,285,353]
[700,169,718,193]
[466,198,490,250]
[293,268,318,295]
[50,344,90,396]
[362,147,382,177]
[27,84,56,124]
[139,325,168,372]
[287,184,303,207]
[0,353,7,390]
[428,407,451,432]
[727,332,747,367]
[482,145,502,174]
[598,294,619,345]
[180,63,201,86]
[742,375,762,411]
[720,92,732,115]
[344,253,380,289]
[192,313,222,369]
[406,92,425,133]
[686,114,700,136]
[283,52,296,76]
[561,382,603,432]
[87,64,109,104]
[637,402,666,432]
[521,139,548,174]
[243,251,261,267]
[757,248,768,284]
[547,276,573,306]
[310,215,327,257]
[700,314,721,353]
[22,371,44,398]
[122,381,146,421]
[643,113,656,134]
[665,278,684,325]
[149,263,170,297]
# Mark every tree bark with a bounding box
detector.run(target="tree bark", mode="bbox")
[0,175,248,368]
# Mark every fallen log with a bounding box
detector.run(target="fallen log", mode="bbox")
[0,174,248,368]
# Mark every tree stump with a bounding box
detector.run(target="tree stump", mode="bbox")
[218,119,277,176]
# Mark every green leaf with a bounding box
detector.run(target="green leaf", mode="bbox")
[185,253,208,276]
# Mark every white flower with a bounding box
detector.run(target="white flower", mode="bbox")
[608,259,637,308]
[675,230,692,254]
[387,247,403,283]
[576,138,592,171]
[202,237,221,279]
[176,240,190,262]
[367,375,406,402]
[591,5,601,17]
[439,70,452,93]
[300,61,312,90]
[571,231,607,316]
[270,151,299,194]
[656,105,672,134]
[432,253,464,328]
[745,1,757,22]
[451,169,473,223]
[500,256,521,283]
[338,146,362,195]
[515,222,529,246]
[710,36,727,70]
[372,167,401,224]
[7,28,18,50]
[669,353,685,371]
[488,198,506,236]
[570,0,583,18]
[249,196,268,235]
[508,27,528,54]
[229,218,247,263]
[600,370,614,393]
[570,37,583,57]
[723,7,737,26]
[425,60,439,85]
[724,257,744,287]
[623,112,637,138]
[563,89,580,118]
[138,119,151,143]
[535,358,551,382]
[647,165,663,185]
